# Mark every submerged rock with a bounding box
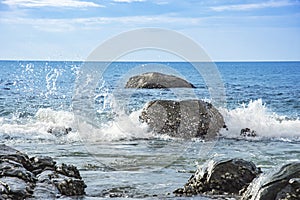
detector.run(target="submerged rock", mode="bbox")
[125,72,196,89]
[174,158,262,197]
[47,127,72,137]
[242,162,300,200]
[240,128,257,137]
[0,144,86,199]
[140,100,225,139]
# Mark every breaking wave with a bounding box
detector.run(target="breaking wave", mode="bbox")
[219,99,300,141]
[0,99,299,142]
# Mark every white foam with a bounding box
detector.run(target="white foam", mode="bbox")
[0,106,151,142]
[219,99,300,140]
[0,108,76,141]
[35,108,75,128]
[76,109,151,142]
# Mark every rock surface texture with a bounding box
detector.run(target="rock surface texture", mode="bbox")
[0,144,86,199]
[125,72,196,89]
[174,158,262,197]
[240,128,257,137]
[242,162,300,200]
[140,100,225,139]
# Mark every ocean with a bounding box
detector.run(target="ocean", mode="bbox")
[0,61,299,199]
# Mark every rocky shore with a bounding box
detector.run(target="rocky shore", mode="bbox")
[2,142,298,200]
[1,71,297,200]
[242,162,300,200]
[0,144,86,199]
[127,72,299,199]
[174,158,300,200]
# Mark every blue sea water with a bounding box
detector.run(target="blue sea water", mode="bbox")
[0,61,299,199]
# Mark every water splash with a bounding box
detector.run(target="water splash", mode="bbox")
[45,68,62,97]
[220,99,300,140]
[1,98,299,142]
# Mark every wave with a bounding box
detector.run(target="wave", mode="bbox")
[76,109,151,142]
[0,107,151,142]
[0,99,299,142]
[219,99,300,141]
[0,108,76,141]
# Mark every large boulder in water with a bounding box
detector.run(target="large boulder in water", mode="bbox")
[125,72,196,89]
[242,162,300,200]
[174,158,262,197]
[0,144,86,199]
[139,100,225,139]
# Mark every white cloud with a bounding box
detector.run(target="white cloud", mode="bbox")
[0,15,203,32]
[112,0,146,3]
[2,0,104,8]
[211,0,299,11]
[154,1,169,5]
[1,10,298,33]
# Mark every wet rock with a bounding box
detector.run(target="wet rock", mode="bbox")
[30,156,56,175]
[140,100,225,139]
[34,169,86,197]
[125,72,196,89]
[102,186,133,198]
[34,170,65,198]
[47,127,72,137]
[174,158,262,197]
[54,177,86,196]
[0,144,33,171]
[242,162,300,200]
[240,128,257,137]
[0,144,86,199]
[0,160,36,183]
[0,176,34,200]
[55,163,81,179]
[100,186,149,198]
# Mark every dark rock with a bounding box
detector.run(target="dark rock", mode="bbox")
[0,144,86,199]
[242,162,300,200]
[34,170,86,197]
[33,181,59,199]
[174,158,262,197]
[0,160,36,183]
[0,144,33,171]
[55,163,81,179]
[0,176,34,200]
[102,188,131,198]
[54,178,86,196]
[30,156,56,175]
[125,72,196,89]
[140,100,225,139]
[47,127,72,137]
[240,128,257,137]
[101,186,138,198]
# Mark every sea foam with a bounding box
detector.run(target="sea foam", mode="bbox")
[0,99,299,142]
[219,99,300,140]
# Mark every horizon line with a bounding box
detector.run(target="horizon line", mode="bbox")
[0,59,299,63]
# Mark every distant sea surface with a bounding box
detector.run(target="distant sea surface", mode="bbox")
[0,61,299,199]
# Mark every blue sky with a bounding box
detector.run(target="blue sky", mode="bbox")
[0,0,299,61]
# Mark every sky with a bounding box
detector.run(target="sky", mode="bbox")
[0,0,299,61]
